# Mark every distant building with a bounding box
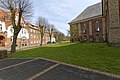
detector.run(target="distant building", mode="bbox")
[27,23,41,46]
[69,2,106,42]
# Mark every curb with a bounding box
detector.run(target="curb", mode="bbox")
[38,57,120,79]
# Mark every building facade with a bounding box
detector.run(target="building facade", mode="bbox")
[0,9,55,48]
[69,3,106,42]
[27,23,41,46]
[0,9,30,47]
[103,0,120,46]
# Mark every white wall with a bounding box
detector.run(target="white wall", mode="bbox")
[0,21,6,32]
[48,38,56,42]
[51,38,56,42]
[7,25,14,38]
[7,26,29,39]
[18,28,29,39]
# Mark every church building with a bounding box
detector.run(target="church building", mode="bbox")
[69,2,106,42]
[102,0,120,46]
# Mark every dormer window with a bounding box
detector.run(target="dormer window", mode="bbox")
[95,20,100,32]
[83,23,87,33]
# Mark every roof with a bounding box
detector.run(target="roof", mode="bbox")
[69,2,102,24]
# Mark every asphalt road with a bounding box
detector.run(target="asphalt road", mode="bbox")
[0,58,119,80]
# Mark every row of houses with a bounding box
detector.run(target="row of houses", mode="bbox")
[0,9,55,47]
[69,0,120,46]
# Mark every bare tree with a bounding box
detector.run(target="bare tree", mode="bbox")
[36,17,48,46]
[0,0,33,53]
[47,24,54,43]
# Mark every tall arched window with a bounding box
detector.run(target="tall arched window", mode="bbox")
[83,23,87,33]
[95,20,100,32]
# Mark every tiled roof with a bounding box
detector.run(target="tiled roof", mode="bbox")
[69,2,102,23]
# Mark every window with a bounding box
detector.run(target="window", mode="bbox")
[95,20,100,32]
[0,24,2,26]
[0,27,2,32]
[10,36,13,42]
[24,30,26,34]
[34,35,35,38]
[0,24,2,32]
[2,16,7,20]
[22,29,23,34]
[10,28,13,33]
[22,38,27,42]
[22,23,24,26]
[30,29,32,32]
[83,36,87,41]
[83,23,87,33]
[95,35,100,42]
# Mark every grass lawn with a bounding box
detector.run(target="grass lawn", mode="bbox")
[10,42,120,75]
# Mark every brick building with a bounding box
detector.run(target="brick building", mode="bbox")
[0,9,12,47]
[0,9,55,48]
[69,2,106,42]
[0,9,30,47]
[27,23,41,46]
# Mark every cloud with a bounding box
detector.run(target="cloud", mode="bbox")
[32,0,101,35]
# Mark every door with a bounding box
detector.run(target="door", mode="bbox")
[0,36,5,47]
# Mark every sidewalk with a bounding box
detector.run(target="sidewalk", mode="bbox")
[0,44,41,53]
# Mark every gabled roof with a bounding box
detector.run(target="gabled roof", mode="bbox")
[69,2,102,24]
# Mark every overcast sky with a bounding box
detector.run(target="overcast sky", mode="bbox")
[31,0,101,35]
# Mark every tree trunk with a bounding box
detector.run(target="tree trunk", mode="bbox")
[50,35,52,44]
[40,35,43,46]
[11,32,19,53]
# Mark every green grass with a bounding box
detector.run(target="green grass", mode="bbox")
[10,42,120,75]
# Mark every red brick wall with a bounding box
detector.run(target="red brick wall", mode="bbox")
[72,16,106,42]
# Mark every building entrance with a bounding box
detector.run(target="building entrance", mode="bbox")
[0,35,5,47]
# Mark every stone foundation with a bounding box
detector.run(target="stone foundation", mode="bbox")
[109,43,120,47]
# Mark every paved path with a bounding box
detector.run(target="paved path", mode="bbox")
[0,44,40,52]
[0,58,119,80]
